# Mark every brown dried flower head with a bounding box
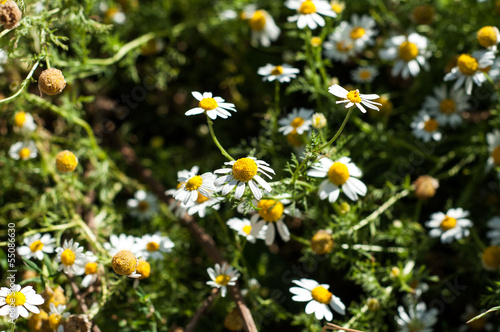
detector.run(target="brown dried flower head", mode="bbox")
[63,315,92,332]
[0,1,22,30]
[311,230,334,255]
[38,68,67,95]
[413,175,439,200]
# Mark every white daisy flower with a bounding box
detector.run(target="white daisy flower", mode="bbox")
[9,140,38,160]
[55,239,87,275]
[103,234,139,256]
[227,217,267,243]
[346,14,377,51]
[127,190,158,221]
[185,196,223,218]
[444,50,495,95]
[486,129,500,171]
[458,305,493,332]
[395,302,438,332]
[81,252,99,288]
[289,278,345,321]
[13,111,36,132]
[214,157,275,200]
[242,5,280,47]
[48,302,70,332]
[477,26,500,51]
[351,65,379,83]
[486,216,500,245]
[134,233,174,260]
[286,0,337,30]
[278,108,314,135]
[379,33,430,79]
[425,208,473,244]
[0,49,7,73]
[17,233,55,260]
[411,110,442,142]
[488,57,500,82]
[0,285,44,320]
[258,64,300,83]
[328,84,381,113]
[422,85,468,127]
[311,112,327,129]
[174,170,216,205]
[206,263,240,297]
[323,23,356,63]
[185,91,237,120]
[307,156,367,202]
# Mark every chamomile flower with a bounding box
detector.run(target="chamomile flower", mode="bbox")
[289,278,345,321]
[0,285,44,319]
[81,252,99,288]
[258,64,300,83]
[307,156,367,202]
[185,196,223,218]
[13,111,36,132]
[411,111,442,142]
[134,233,174,260]
[227,217,267,243]
[330,1,345,14]
[111,250,141,278]
[351,66,379,83]
[323,23,356,63]
[395,302,438,332]
[17,233,55,261]
[104,234,139,256]
[329,84,381,113]
[127,190,158,221]
[286,0,337,30]
[55,239,86,275]
[486,216,500,245]
[242,5,280,47]
[346,14,377,51]
[486,129,500,171]
[206,263,240,297]
[477,26,499,50]
[425,208,472,244]
[9,140,38,160]
[444,50,495,95]
[174,170,216,205]
[278,108,314,135]
[423,85,468,127]
[48,303,70,332]
[186,91,237,120]
[214,157,275,200]
[379,33,430,79]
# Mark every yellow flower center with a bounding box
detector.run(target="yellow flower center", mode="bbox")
[299,0,317,14]
[482,246,500,269]
[440,215,457,231]
[350,27,366,40]
[492,146,500,166]
[85,262,98,275]
[49,313,62,330]
[30,240,44,252]
[311,230,334,255]
[257,199,284,222]
[477,26,498,48]
[199,98,218,111]
[248,10,266,31]
[215,274,231,286]
[55,150,78,173]
[111,250,138,276]
[271,65,284,76]
[196,192,210,204]
[146,241,160,252]
[331,2,345,14]
[61,249,76,266]
[137,260,151,279]
[310,36,322,47]
[14,111,26,127]
[398,41,419,62]
[6,291,26,307]
[311,286,333,304]
[439,98,456,115]
[232,158,258,182]
[358,70,372,80]
[138,200,149,212]
[286,130,304,147]
[185,175,203,191]
[346,90,362,104]
[328,162,350,185]
[19,148,31,160]
[242,225,252,235]
[423,118,438,133]
[457,54,478,76]
[290,117,305,128]
[336,41,353,52]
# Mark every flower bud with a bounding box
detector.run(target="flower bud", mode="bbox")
[413,175,439,200]
[311,113,327,129]
[0,1,22,30]
[367,297,380,311]
[38,68,66,96]
[311,230,334,255]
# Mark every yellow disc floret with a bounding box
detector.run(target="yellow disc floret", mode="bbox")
[299,0,316,14]
[137,260,151,279]
[311,286,332,304]
[30,240,44,252]
[440,215,457,231]
[38,68,66,96]
[398,41,419,62]
[185,175,203,191]
[14,111,26,127]
[19,148,31,160]
[492,146,500,165]
[199,98,218,111]
[232,158,258,182]
[331,1,345,14]
[215,274,231,286]
[85,262,98,275]
[196,193,210,204]
[49,313,62,330]
[242,225,252,235]
[257,199,284,222]
[271,65,284,76]
[482,246,500,270]
[350,27,366,40]
[423,118,438,133]
[457,54,478,76]
[248,10,266,31]
[6,291,26,307]
[346,90,362,104]
[328,162,350,186]
[310,36,322,47]
[55,150,78,173]
[477,26,498,48]
[439,99,456,115]
[61,249,76,266]
[146,242,160,252]
[290,117,305,128]
[111,250,138,276]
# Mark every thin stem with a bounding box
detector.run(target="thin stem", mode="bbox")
[0,28,12,39]
[10,322,15,332]
[0,60,40,105]
[318,107,355,151]
[206,114,235,161]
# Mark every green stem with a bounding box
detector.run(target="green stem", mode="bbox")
[10,322,15,332]
[0,60,40,105]
[317,107,355,151]
[206,114,235,161]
